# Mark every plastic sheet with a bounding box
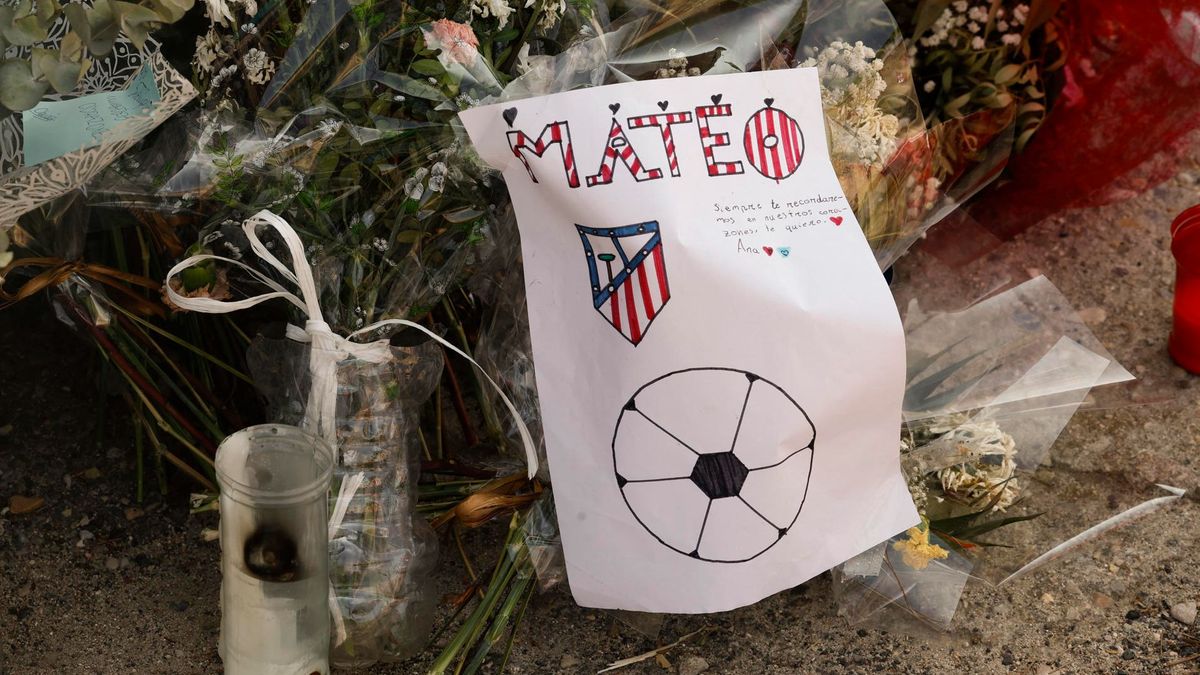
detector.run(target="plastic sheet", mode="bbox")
[835,274,1141,630]
[247,335,443,666]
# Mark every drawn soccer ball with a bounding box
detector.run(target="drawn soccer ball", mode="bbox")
[612,367,815,563]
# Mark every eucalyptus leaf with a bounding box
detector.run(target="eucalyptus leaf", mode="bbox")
[4,11,50,46]
[84,0,121,55]
[31,47,88,93]
[0,59,49,111]
[111,0,162,50]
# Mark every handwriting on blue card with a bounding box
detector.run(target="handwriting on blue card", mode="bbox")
[22,65,161,166]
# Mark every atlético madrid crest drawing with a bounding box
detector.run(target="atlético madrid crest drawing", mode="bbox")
[576,221,670,345]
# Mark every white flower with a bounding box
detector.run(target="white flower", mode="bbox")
[472,0,516,28]
[428,162,448,192]
[997,20,1009,31]
[1012,4,1029,24]
[372,238,389,253]
[203,0,256,25]
[527,0,567,31]
[923,80,936,93]
[193,28,225,74]
[797,40,900,164]
[1001,33,1022,46]
[203,0,235,24]
[952,0,968,11]
[967,21,980,34]
[243,47,276,85]
[405,167,429,200]
[971,36,985,50]
[967,6,988,22]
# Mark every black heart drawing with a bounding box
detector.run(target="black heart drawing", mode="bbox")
[764,97,775,107]
[711,94,723,105]
[502,107,518,127]
[609,103,621,115]
[657,101,669,111]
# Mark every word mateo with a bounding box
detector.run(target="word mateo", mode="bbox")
[503,95,806,188]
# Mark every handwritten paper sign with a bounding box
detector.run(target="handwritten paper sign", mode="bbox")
[22,64,161,167]
[459,69,918,613]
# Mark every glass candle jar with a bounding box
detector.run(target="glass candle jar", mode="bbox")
[216,424,334,674]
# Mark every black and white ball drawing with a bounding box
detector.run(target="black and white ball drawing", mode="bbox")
[612,368,815,563]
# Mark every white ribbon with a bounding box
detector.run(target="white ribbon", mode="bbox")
[166,211,540,644]
[164,209,539,479]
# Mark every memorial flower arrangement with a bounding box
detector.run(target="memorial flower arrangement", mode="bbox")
[3,0,1169,669]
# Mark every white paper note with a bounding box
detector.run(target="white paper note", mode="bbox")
[460,68,918,613]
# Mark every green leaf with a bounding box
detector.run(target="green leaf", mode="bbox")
[913,0,954,38]
[83,0,121,55]
[0,59,49,111]
[31,47,88,94]
[111,0,162,50]
[411,58,445,77]
[994,63,1021,85]
[4,11,50,46]
[147,0,193,23]
[943,512,1043,541]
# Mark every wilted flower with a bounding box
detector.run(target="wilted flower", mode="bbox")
[193,29,226,75]
[243,47,276,85]
[527,0,567,31]
[471,0,515,28]
[892,525,949,570]
[423,19,481,67]
[203,0,256,25]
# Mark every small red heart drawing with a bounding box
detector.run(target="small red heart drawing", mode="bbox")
[830,216,844,226]
[763,246,774,256]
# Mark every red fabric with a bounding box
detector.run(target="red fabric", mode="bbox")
[1170,205,1200,373]
[969,0,1200,240]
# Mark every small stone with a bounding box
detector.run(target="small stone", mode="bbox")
[1077,307,1107,324]
[1035,665,1054,675]
[201,528,220,542]
[1125,609,1141,621]
[678,656,709,675]
[106,447,123,460]
[105,557,120,571]
[1001,650,1014,666]
[82,467,102,480]
[1170,600,1197,625]
[1094,593,1114,609]
[559,654,580,669]
[170,600,189,612]
[124,507,144,521]
[8,495,44,515]
[1041,592,1055,605]
[1121,649,1136,661]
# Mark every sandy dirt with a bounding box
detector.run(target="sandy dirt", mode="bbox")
[2,159,1199,674]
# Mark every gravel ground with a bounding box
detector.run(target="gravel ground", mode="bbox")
[2,156,1199,674]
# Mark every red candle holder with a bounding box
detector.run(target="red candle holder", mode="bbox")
[1170,204,1200,374]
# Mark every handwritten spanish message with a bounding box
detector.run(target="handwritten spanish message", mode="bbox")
[22,64,161,167]
[713,193,851,257]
